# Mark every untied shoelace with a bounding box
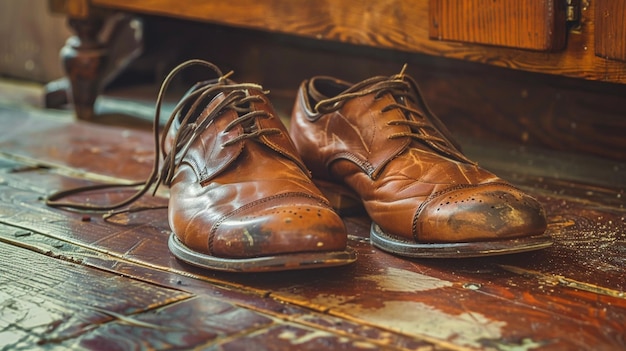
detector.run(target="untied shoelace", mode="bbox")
[45,59,275,219]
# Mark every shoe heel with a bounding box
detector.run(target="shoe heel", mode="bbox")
[313,179,365,216]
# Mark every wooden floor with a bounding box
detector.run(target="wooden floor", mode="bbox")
[0,85,624,350]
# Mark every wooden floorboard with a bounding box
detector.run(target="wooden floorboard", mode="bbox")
[0,101,624,350]
[0,235,191,348]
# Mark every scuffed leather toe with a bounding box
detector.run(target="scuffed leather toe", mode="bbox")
[210,199,348,258]
[416,183,547,243]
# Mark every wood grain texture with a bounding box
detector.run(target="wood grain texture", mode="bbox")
[85,0,626,83]
[65,295,274,350]
[429,0,566,51]
[595,0,626,61]
[0,236,191,348]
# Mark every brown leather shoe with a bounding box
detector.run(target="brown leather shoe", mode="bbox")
[161,60,355,271]
[289,68,551,258]
[47,59,355,272]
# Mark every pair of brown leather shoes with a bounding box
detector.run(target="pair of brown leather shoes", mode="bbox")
[162,60,550,271]
[48,60,551,272]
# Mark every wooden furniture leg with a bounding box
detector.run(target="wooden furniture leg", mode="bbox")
[60,16,107,120]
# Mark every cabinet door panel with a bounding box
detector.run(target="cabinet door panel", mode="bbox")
[429,0,567,51]
[595,0,626,62]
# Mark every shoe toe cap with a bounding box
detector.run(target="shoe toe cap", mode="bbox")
[207,201,348,259]
[416,183,547,242]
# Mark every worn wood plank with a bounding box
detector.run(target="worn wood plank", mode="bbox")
[213,323,383,351]
[0,106,154,182]
[63,295,275,350]
[0,236,191,349]
[65,298,405,351]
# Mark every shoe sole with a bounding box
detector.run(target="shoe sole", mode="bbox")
[168,233,357,272]
[370,223,553,258]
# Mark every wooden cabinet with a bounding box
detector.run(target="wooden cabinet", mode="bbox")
[49,0,626,120]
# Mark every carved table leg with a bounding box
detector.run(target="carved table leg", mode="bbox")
[61,17,107,120]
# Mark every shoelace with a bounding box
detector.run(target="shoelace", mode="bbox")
[314,66,474,165]
[46,59,278,219]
